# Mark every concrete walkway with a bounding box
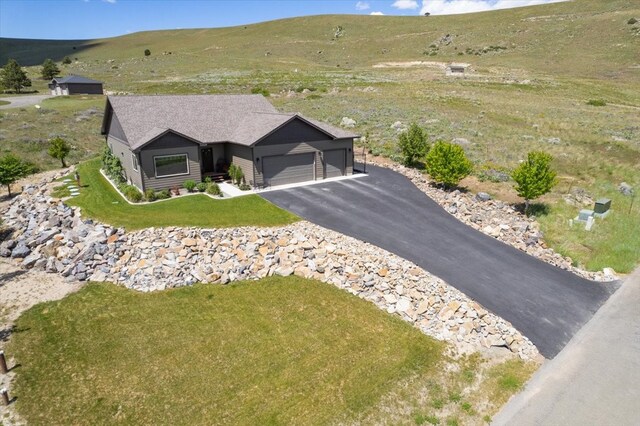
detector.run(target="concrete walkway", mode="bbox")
[0,94,52,109]
[493,267,640,425]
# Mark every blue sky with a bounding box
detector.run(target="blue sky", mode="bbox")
[0,0,563,40]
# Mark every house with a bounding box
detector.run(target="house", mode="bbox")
[49,75,103,96]
[445,63,468,76]
[100,95,358,191]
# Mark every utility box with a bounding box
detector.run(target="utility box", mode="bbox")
[577,209,594,222]
[594,198,611,218]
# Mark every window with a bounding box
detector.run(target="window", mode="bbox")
[132,153,139,172]
[154,154,189,178]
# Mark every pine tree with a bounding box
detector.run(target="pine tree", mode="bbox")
[41,58,61,80]
[0,59,32,93]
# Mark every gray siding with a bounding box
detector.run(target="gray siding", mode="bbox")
[225,143,255,185]
[139,133,201,191]
[253,138,353,187]
[259,118,330,145]
[108,111,128,143]
[107,136,143,191]
[66,83,103,95]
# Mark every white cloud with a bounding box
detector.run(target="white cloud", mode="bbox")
[370,11,385,15]
[103,0,117,4]
[355,1,370,10]
[420,0,565,16]
[392,0,419,9]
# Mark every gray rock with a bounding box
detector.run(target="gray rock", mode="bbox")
[340,117,356,128]
[11,242,31,258]
[619,182,634,196]
[476,192,492,202]
[22,252,42,268]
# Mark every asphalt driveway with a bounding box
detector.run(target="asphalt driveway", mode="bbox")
[261,165,619,358]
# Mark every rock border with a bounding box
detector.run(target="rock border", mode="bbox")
[371,161,617,282]
[1,172,539,360]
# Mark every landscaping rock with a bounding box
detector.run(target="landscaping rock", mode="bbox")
[476,192,492,202]
[0,167,542,360]
[619,182,634,196]
[340,117,356,128]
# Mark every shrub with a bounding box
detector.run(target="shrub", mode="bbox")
[398,123,429,167]
[196,182,207,192]
[628,17,638,25]
[228,163,244,186]
[425,141,473,189]
[101,146,125,184]
[47,137,71,167]
[62,56,72,65]
[156,189,171,199]
[511,151,557,215]
[206,182,221,196]
[183,180,197,192]
[144,189,156,202]
[239,183,252,191]
[120,184,143,203]
[586,99,606,106]
[251,86,270,97]
[144,49,151,56]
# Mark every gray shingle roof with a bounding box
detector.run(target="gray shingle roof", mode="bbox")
[105,94,358,150]
[53,75,103,84]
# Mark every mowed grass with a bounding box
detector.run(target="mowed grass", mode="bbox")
[66,158,298,230]
[8,277,446,424]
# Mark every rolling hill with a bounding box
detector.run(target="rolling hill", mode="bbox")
[1,0,638,79]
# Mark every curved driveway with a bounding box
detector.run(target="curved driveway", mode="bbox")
[261,165,619,358]
[0,94,52,109]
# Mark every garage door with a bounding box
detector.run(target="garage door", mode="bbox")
[324,149,346,178]
[262,153,315,187]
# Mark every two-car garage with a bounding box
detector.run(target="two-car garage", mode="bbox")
[261,149,347,187]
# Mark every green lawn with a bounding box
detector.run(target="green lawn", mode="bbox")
[66,158,299,230]
[9,277,446,424]
[0,100,10,106]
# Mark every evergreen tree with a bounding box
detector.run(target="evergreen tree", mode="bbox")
[0,59,31,93]
[41,58,61,80]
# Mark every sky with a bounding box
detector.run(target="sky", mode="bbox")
[0,0,564,40]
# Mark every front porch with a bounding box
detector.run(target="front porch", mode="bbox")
[200,145,228,182]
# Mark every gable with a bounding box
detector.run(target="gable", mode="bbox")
[108,111,128,143]
[256,117,333,146]
[141,131,201,151]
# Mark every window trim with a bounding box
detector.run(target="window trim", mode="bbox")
[131,153,139,172]
[153,153,190,178]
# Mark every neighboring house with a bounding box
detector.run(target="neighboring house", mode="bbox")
[100,95,358,191]
[445,63,468,76]
[49,75,104,96]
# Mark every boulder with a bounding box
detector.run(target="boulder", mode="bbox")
[340,117,356,128]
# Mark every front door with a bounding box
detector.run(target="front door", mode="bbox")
[201,148,214,173]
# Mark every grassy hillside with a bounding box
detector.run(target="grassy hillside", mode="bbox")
[1,0,638,79]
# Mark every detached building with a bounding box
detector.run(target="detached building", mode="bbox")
[101,95,358,191]
[445,63,469,76]
[49,75,103,96]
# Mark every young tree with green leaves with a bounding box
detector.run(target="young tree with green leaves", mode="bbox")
[398,123,428,167]
[48,137,72,167]
[0,154,33,196]
[424,141,473,189]
[0,59,31,93]
[41,58,61,80]
[511,151,557,215]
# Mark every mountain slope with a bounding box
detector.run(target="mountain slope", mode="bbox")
[1,0,638,79]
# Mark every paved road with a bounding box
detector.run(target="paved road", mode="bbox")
[493,267,640,425]
[0,94,52,109]
[261,165,619,358]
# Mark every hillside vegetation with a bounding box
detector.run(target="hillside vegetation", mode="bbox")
[0,0,638,272]
[1,0,638,79]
